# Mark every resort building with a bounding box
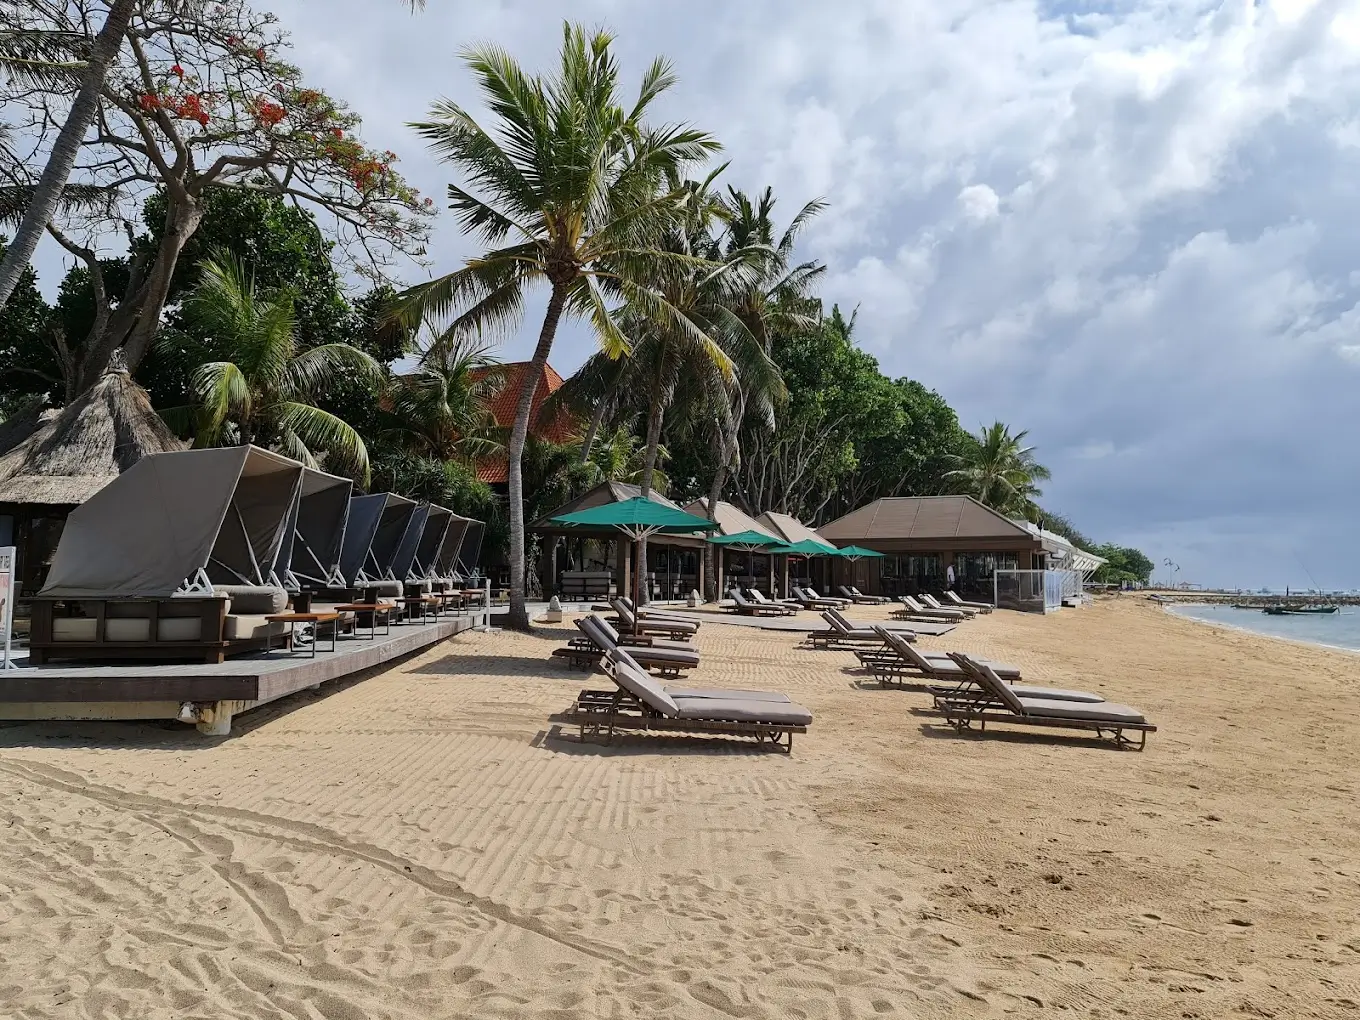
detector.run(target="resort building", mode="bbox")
[468,361,577,489]
[818,495,1053,597]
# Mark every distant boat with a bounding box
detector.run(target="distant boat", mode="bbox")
[1263,605,1339,616]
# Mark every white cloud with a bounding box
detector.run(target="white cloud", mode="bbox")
[957,184,1000,223]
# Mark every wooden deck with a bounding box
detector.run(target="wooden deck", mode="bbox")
[0,614,476,734]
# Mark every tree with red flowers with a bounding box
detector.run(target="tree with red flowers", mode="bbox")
[1,0,432,398]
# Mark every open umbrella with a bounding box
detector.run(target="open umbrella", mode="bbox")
[832,545,885,561]
[551,497,714,618]
[708,530,791,591]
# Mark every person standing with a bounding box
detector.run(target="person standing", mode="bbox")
[946,562,956,592]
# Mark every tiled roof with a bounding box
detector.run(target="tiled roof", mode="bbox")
[683,498,782,539]
[757,511,835,548]
[471,361,576,484]
[818,496,1036,543]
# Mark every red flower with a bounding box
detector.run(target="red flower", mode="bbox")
[331,128,344,139]
[255,47,266,62]
[170,64,184,77]
[198,113,210,127]
[225,34,240,46]
[138,93,161,112]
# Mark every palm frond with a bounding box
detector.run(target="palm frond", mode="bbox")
[277,402,372,485]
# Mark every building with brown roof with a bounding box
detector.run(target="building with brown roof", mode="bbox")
[468,361,577,486]
[818,495,1049,597]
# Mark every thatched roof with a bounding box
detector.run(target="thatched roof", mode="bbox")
[0,364,186,507]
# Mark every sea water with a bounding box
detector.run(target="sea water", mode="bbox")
[1167,602,1360,654]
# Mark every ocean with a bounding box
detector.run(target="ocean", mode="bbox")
[1166,602,1360,653]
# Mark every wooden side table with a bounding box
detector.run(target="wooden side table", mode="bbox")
[333,603,393,640]
[265,612,342,657]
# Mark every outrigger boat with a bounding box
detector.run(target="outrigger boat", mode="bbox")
[1263,605,1339,616]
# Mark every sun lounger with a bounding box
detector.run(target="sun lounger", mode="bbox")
[618,596,701,628]
[897,595,968,621]
[563,648,812,752]
[933,654,1155,749]
[921,593,978,617]
[747,589,804,611]
[806,609,890,649]
[787,586,844,610]
[802,586,851,607]
[945,591,993,613]
[552,615,700,675]
[728,589,796,616]
[930,647,1103,702]
[838,585,888,605]
[860,627,1057,693]
[610,598,698,640]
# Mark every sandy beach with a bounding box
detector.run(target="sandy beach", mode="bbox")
[2,598,1358,1018]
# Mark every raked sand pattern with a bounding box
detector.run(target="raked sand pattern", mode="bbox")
[2,598,1360,1018]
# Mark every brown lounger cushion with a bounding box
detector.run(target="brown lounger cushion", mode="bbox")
[671,697,813,726]
[1015,698,1146,724]
[214,586,289,614]
[663,686,791,703]
[611,653,680,716]
[628,646,700,667]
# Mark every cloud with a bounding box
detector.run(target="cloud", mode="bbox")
[29,0,1360,588]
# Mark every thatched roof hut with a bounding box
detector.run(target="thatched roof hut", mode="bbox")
[0,362,185,507]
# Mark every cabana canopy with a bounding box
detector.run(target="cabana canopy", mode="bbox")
[389,503,430,581]
[457,520,486,577]
[413,505,453,579]
[277,467,353,590]
[435,514,472,578]
[363,493,417,582]
[38,446,303,599]
[338,493,385,586]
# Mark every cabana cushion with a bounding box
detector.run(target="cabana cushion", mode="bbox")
[214,585,288,614]
[663,686,791,703]
[611,654,680,716]
[223,615,288,641]
[1016,698,1147,724]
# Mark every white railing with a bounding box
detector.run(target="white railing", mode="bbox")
[993,569,1083,613]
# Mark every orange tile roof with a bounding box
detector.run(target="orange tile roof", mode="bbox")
[471,361,577,484]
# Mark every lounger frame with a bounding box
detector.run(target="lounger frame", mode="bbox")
[565,688,804,752]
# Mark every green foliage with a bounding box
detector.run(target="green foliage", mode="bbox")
[944,421,1052,518]
[0,242,56,404]
[1092,545,1155,585]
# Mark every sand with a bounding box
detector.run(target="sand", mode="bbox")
[2,597,1359,1018]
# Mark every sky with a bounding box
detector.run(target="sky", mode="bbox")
[33,0,1360,590]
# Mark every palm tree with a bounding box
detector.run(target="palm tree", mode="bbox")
[944,421,1052,517]
[400,23,720,629]
[171,251,383,482]
[385,333,505,464]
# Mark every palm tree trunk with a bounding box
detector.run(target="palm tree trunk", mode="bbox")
[578,398,608,463]
[0,0,136,310]
[505,284,567,630]
[704,459,726,603]
[635,398,665,605]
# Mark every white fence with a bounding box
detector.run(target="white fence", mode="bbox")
[992,569,1083,613]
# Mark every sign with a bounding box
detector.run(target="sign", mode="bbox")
[0,546,13,668]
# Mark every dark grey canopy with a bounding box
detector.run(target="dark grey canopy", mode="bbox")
[363,493,416,581]
[435,515,472,578]
[413,506,452,579]
[338,493,386,586]
[389,503,429,581]
[278,468,353,590]
[457,520,486,577]
[39,446,303,599]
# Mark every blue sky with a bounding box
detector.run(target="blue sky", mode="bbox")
[31,0,1360,589]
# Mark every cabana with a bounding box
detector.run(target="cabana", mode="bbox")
[389,503,430,583]
[457,520,485,577]
[28,446,304,663]
[276,468,352,591]
[412,505,453,580]
[0,359,185,594]
[434,514,472,581]
[336,493,416,586]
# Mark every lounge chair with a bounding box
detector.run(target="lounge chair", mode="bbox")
[802,586,851,607]
[747,589,804,611]
[921,593,978,617]
[610,598,698,641]
[890,598,953,623]
[563,648,812,752]
[898,595,968,621]
[945,591,993,613]
[617,596,701,629]
[838,585,888,605]
[807,609,891,649]
[932,647,1104,702]
[728,589,796,616]
[552,615,700,676]
[933,654,1155,749]
[788,586,843,610]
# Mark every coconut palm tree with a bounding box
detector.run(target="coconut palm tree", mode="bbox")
[399,23,720,629]
[170,251,382,482]
[944,421,1052,517]
[385,333,505,465]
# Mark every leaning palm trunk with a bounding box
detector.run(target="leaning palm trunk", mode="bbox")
[505,287,567,630]
[635,398,666,605]
[0,0,136,310]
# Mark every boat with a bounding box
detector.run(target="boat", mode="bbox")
[1262,605,1339,616]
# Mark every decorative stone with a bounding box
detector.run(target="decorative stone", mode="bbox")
[541,595,563,623]
[688,589,701,607]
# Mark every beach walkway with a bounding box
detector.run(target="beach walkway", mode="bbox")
[0,599,1355,1018]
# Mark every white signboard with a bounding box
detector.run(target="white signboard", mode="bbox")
[0,546,13,669]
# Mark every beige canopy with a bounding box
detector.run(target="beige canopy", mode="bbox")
[38,446,303,599]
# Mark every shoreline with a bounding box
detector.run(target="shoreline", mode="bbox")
[1162,599,1360,658]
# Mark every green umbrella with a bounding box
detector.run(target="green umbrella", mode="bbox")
[551,497,714,615]
[832,545,885,560]
[708,530,789,591]
[782,538,837,557]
